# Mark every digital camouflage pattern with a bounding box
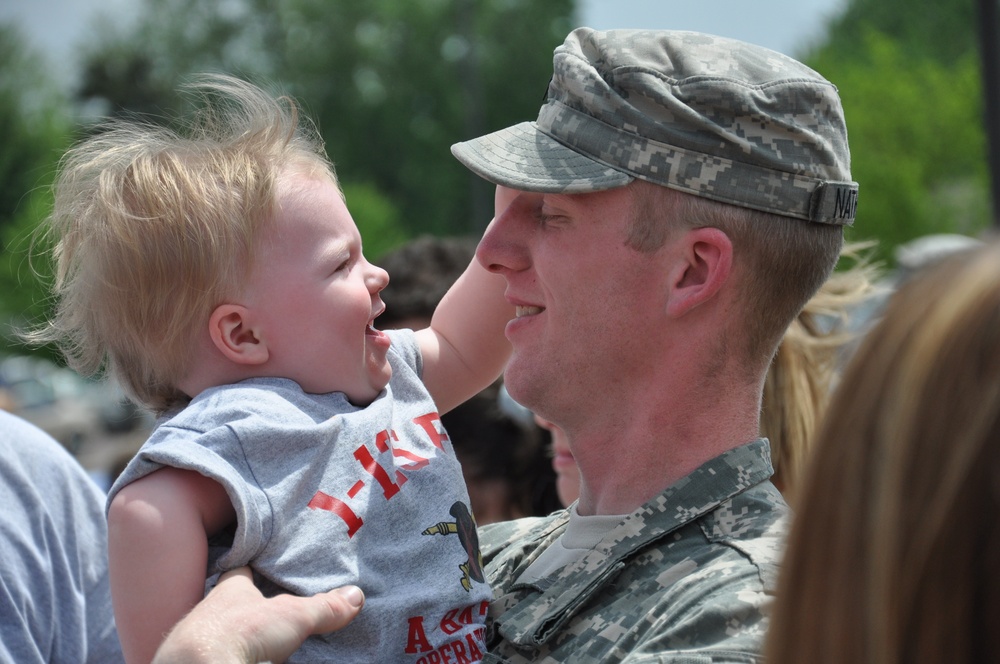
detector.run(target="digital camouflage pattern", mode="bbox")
[452,28,858,225]
[478,439,788,663]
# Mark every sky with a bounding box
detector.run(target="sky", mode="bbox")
[578,0,847,56]
[2,0,848,91]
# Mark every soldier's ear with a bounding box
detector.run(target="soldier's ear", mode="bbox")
[665,227,732,318]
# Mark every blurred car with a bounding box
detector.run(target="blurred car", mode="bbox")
[0,355,102,454]
[87,381,151,433]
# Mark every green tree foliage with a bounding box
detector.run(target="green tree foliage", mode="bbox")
[76,0,268,122]
[820,0,977,66]
[0,24,71,351]
[341,182,408,260]
[803,0,990,263]
[75,0,575,242]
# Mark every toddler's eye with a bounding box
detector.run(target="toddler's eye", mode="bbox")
[330,258,350,276]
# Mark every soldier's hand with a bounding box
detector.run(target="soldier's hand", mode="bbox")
[152,566,364,663]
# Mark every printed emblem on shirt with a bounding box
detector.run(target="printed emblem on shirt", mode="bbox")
[423,501,486,591]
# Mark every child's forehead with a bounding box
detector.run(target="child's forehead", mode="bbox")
[278,159,340,192]
[273,168,343,212]
[262,172,358,251]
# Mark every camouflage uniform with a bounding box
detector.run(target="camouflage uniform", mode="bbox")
[479,440,787,663]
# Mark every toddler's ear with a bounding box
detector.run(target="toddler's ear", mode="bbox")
[209,304,269,365]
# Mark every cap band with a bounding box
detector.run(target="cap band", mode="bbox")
[537,101,857,225]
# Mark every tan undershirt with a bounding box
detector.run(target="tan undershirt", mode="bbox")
[516,504,629,585]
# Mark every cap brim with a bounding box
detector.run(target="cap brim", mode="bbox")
[451,121,633,194]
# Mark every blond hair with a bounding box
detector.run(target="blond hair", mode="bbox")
[28,75,335,413]
[766,237,1000,664]
[761,242,879,498]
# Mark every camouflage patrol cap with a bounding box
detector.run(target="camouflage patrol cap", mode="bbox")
[451,28,858,225]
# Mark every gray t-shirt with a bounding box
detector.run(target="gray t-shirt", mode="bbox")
[110,329,490,663]
[0,410,123,664]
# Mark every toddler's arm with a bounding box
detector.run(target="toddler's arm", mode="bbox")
[108,467,235,664]
[415,251,513,415]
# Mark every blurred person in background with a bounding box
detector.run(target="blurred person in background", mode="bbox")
[759,243,878,500]
[767,236,1000,663]
[377,235,481,330]
[0,410,123,663]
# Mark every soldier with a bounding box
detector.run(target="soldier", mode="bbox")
[156,28,857,663]
[450,27,854,661]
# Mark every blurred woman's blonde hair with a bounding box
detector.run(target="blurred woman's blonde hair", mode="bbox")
[766,236,1000,664]
[761,241,880,499]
